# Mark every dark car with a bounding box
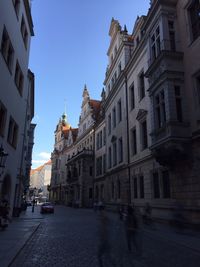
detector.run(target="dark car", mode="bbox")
[40,202,54,214]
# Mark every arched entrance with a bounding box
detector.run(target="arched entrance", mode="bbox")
[1,174,11,203]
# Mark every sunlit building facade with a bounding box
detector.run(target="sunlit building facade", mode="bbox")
[0,0,35,216]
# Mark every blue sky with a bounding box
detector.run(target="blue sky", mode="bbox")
[30,0,150,169]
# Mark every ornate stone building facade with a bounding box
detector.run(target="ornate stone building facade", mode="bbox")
[50,0,200,223]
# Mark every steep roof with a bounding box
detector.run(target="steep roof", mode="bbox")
[89,99,101,120]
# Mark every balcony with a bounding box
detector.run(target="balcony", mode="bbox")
[66,148,94,165]
[150,121,191,167]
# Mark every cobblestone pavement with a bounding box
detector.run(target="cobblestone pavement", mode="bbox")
[10,206,200,267]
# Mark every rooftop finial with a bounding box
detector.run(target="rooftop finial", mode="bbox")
[124,24,128,33]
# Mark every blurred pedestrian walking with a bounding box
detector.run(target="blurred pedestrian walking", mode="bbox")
[125,204,143,257]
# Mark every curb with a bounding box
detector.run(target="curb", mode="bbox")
[2,222,41,267]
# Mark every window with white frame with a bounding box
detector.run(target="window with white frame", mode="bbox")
[151,26,161,61]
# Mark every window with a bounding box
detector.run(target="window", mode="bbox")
[111,77,114,88]
[113,142,117,166]
[12,0,20,17]
[131,128,137,155]
[96,156,102,176]
[103,154,106,173]
[133,177,138,198]
[21,16,28,48]
[117,180,121,199]
[112,107,116,128]
[155,90,166,128]
[96,133,99,150]
[118,137,123,163]
[151,26,161,61]
[1,27,14,72]
[153,172,160,198]
[174,86,183,122]
[89,166,93,176]
[99,131,102,148]
[103,127,106,145]
[189,0,200,41]
[138,72,145,100]
[0,101,7,137]
[89,188,93,199]
[114,71,117,82]
[14,61,24,95]
[117,99,122,123]
[7,116,18,148]
[141,120,148,150]
[162,170,171,198]
[130,83,135,110]
[168,21,176,51]
[108,114,111,135]
[139,176,144,198]
[118,62,122,74]
[108,146,112,169]
[111,182,114,199]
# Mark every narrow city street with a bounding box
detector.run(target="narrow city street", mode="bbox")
[9,205,200,267]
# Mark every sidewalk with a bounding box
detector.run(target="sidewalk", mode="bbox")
[0,206,43,267]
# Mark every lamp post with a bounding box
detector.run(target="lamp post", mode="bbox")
[0,144,8,179]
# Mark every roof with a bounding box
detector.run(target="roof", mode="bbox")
[89,99,101,120]
[30,160,51,175]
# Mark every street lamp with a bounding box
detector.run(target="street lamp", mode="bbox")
[0,144,8,178]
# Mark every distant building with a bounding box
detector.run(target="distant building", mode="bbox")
[30,160,52,199]
[0,0,35,215]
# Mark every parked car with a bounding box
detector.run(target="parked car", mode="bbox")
[40,202,54,214]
